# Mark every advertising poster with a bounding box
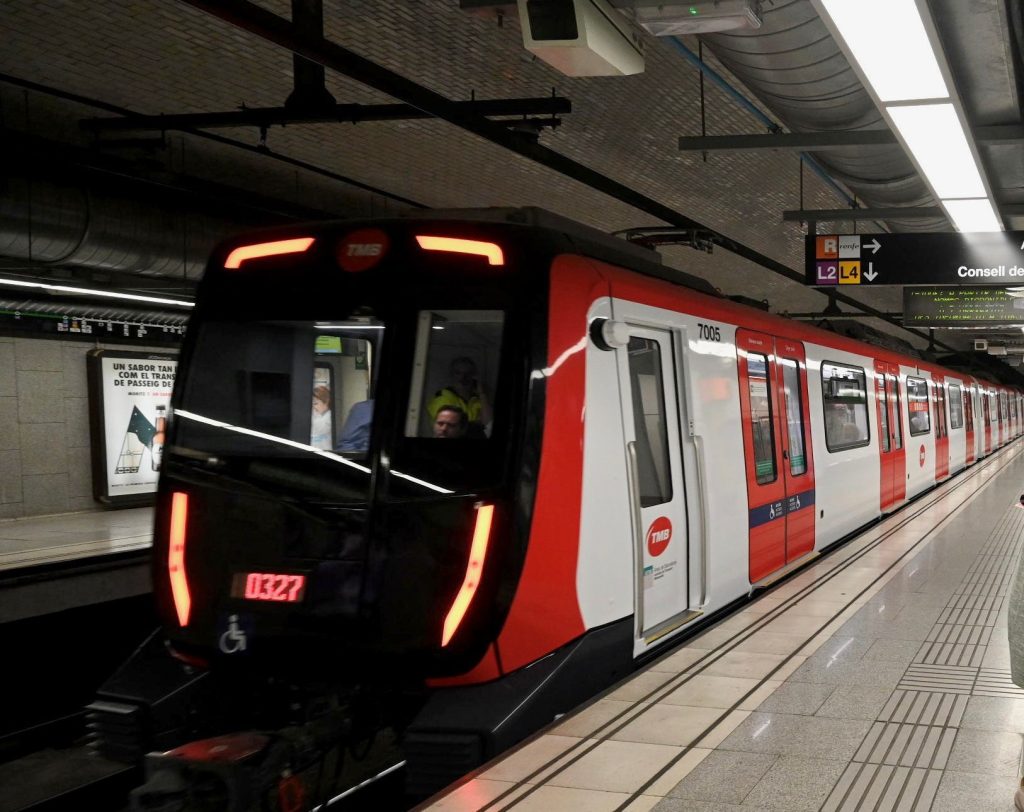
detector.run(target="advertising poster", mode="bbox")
[87,349,178,505]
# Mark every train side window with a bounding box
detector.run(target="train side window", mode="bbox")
[821,361,870,452]
[747,353,777,483]
[948,383,964,429]
[405,310,504,440]
[906,377,931,435]
[780,358,806,476]
[627,337,673,506]
[889,375,903,450]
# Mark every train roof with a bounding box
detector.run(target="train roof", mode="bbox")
[395,206,721,298]
[211,209,1020,392]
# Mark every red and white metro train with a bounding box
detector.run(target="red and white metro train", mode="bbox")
[96,208,1023,807]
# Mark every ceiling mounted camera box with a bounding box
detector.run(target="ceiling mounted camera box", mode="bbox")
[518,0,645,76]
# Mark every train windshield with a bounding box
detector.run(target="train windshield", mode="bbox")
[172,303,510,498]
[172,315,384,499]
[405,309,504,441]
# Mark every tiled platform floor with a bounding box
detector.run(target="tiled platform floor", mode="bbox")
[0,507,152,571]
[427,442,1024,812]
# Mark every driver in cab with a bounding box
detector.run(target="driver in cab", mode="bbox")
[427,356,493,437]
[433,405,468,439]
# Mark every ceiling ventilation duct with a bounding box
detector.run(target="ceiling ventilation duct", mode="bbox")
[0,166,267,281]
[694,0,945,232]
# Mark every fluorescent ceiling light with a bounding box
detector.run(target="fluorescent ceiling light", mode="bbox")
[819,0,948,102]
[887,104,986,199]
[0,277,195,308]
[942,198,1003,233]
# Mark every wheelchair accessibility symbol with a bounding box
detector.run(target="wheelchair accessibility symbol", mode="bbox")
[219,614,248,654]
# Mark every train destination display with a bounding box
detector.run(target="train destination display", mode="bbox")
[805,231,1024,286]
[903,287,1024,327]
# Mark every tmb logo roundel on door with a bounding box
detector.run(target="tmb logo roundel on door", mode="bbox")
[646,517,672,557]
[919,444,926,468]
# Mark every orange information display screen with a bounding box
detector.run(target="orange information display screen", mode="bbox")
[231,572,306,603]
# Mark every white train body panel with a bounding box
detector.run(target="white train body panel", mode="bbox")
[569,278,1021,659]
[804,342,880,543]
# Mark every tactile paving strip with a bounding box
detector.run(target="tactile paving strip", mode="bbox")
[913,639,985,668]
[876,691,968,727]
[852,722,957,769]
[973,667,1024,698]
[822,500,1024,810]
[822,764,943,812]
[896,664,977,694]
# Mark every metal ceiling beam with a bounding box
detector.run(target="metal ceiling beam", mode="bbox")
[286,0,335,111]
[83,97,572,132]
[175,0,972,361]
[1,72,426,211]
[783,206,943,222]
[680,131,898,151]
[783,204,1024,222]
[787,312,902,319]
[679,126,1022,152]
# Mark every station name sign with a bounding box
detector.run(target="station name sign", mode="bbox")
[805,231,1024,286]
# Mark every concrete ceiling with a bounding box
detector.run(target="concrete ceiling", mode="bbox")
[1,0,1022,376]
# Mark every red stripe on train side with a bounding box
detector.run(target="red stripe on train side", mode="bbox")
[494,255,606,672]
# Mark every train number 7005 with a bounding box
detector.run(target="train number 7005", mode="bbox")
[697,323,721,342]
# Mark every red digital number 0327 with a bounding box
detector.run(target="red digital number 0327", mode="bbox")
[244,572,305,602]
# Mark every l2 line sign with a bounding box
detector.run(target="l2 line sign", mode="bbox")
[805,232,1024,286]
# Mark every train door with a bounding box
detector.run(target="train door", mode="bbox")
[984,391,992,455]
[933,376,949,480]
[876,361,906,510]
[1000,392,1008,445]
[775,339,815,560]
[993,392,999,447]
[616,326,690,641]
[737,330,815,583]
[964,384,976,465]
[887,367,907,503]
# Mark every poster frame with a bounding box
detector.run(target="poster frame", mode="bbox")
[87,348,178,507]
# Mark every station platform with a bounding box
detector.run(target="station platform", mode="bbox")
[0,507,152,572]
[0,507,153,622]
[425,442,1024,812]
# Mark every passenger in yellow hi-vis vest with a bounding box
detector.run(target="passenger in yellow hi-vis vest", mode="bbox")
[427,356,493,437]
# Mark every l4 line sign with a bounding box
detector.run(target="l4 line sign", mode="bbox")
[805,232,1024,287]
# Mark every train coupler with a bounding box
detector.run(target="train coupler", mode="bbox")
[129,710,350,812]
[131,732,279,812]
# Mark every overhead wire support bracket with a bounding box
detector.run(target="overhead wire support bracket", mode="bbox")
[82,97,573,132]
[613,226,716,253]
